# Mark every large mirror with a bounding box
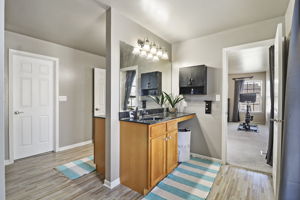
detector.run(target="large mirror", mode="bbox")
[120,41,172,111]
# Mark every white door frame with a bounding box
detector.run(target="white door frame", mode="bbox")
[221,39,274,164]
[8,49,59,163]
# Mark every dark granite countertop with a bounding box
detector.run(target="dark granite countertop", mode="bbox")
[119,112,196,125]
[94,115,106,119]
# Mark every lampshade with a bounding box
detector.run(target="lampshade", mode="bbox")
[140,50,147,57]
[132,46,140,55]
[162,51,169,60]
[147,53,153,60]
[143,39,150,51]
[157,48,163,57]
[150,43,157,54]
[153,55,159,62]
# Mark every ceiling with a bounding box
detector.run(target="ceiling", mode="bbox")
[5,0,289,57]
[5,0,107,56]
[228,46,269,74]
[100,0,289,42]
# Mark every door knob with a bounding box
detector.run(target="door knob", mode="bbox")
[14,111,24,115]
[95,108,99,111]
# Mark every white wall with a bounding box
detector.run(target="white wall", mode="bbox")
[173,17,284,159]
[4,31,106,160]
[105,8,172,184]
[0,0,5,198]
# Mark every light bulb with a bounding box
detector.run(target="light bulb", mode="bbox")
[150,43,157,54]
[143,39,150,51]
[140,50,147,57]
[162,51,168,60]
[147,53,153,60]
[153,55,159,62]
[132,46,140,55]
[157,48,163,57]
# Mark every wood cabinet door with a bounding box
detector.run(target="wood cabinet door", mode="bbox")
[94,118,105,175]
[150,135,166,187]
[166,131,178,174]
[179,65,207,87]
[141,73,150,89]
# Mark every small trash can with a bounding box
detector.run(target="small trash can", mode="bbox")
[178,128,191,162]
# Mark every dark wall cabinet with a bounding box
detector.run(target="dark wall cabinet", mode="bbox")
[179,65,207,95]
[141,71,162,96]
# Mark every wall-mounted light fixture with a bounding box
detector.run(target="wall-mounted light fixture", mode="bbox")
[132,38,169,62]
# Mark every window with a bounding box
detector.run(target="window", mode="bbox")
[127,74,137,109]
[239,80,263,112]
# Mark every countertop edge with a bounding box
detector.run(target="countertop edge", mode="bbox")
[94,115,106,119]
[119,113,196,125]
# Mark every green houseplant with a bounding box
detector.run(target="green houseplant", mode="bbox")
[148,93,167,107]
[163,92,184,113]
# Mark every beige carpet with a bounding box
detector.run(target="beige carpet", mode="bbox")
[227,122,272,174]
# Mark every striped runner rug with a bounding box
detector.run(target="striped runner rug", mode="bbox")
[143,156,221,200]
[55,155,95,180]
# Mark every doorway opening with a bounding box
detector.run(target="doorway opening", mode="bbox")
[222,24,284,198]
[222,39,275,174]
[227,45,272,173]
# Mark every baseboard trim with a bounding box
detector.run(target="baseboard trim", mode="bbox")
[5,159,14,166]
[104,178,120,189]
[191,152,223,164]
[57,140,92,152]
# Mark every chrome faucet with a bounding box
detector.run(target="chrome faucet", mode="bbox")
[133,107,149,120]
[133,107,140,120]
[141,110,149,118]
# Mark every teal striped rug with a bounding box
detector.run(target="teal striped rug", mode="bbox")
[143,156,221,200]
[55,155,95,180]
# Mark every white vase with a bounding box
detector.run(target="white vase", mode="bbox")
[169,107,177,113]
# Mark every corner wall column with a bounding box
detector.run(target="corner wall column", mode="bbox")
[104,8,121,188]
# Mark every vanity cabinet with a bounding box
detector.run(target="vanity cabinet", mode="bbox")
[141,71,162,96]
[120,118,181,195]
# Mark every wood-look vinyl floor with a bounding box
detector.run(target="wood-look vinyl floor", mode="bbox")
[5,144,274,200]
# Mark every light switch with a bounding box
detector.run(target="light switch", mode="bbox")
[59,96,67,102]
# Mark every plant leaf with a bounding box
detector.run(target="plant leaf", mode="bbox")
[163,92,184,108]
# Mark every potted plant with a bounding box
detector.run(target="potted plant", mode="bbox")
[163,92,184,113]
[149,93,167,106]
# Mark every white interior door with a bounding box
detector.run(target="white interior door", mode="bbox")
[94,68,106,116]
[273,23,284,198]
[12,53,54,159]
